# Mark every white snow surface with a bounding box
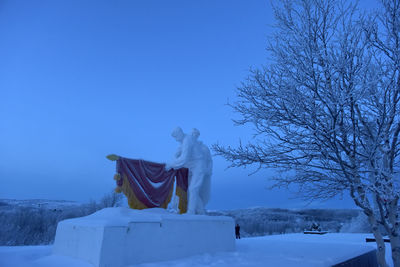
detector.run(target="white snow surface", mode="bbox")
[0,233,390,267]
[58,207,233,227]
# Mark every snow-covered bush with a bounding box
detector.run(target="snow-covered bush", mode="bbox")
[0,191,123,246]
[340,212,373,233]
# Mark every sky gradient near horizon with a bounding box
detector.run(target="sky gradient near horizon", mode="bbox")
[0,0,379,210]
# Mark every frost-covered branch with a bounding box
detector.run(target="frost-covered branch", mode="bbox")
[213,1,400,266]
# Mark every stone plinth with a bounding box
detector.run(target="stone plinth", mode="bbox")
[53,208,235,267]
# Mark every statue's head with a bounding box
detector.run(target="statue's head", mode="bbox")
[171,127,185,142]
[192,128,200,139]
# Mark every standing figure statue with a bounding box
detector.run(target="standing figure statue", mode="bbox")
[166,127,212,214]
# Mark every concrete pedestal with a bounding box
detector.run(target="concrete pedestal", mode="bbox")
[53,208,235,267]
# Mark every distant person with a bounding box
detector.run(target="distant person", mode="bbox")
[235,224,241,239]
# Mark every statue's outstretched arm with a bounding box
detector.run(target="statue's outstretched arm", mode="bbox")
[167,138,190,169]
[106,154,120,161]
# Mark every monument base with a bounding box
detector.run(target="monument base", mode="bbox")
[53,207,235,267]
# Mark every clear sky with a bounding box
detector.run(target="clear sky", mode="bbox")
[1,0,378,210]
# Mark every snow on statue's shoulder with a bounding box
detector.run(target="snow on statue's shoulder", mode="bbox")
[53,207,235,267]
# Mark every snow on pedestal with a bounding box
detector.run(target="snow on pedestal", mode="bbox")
[53,207,235,267]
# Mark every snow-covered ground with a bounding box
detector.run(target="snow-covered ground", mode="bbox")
[0,233,391,267]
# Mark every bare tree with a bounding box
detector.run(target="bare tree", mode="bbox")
[100,190,123,208]
[213,0,400,266]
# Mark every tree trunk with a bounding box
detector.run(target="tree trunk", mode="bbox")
[368,215,388,267]
[390,235,400,267]
[386,198,400,267]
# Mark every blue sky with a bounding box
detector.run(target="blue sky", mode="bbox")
[0,0,378,210]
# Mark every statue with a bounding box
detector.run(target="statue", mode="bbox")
[166,127,212,214]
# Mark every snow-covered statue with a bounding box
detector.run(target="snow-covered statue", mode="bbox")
[166,127,212,214]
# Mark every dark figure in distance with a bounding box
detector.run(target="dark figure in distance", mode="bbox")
[235,224,240,239]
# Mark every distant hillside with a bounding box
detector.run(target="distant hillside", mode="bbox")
[207,207,364,237]
[0,194,122,246]
[0,198,368,246]
[0,199,81,210]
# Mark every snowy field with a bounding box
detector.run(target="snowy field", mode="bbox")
[0,233,391,267]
